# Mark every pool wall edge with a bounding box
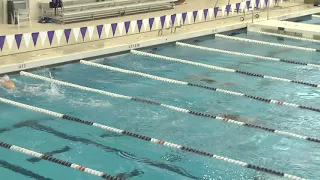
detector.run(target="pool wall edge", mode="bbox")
[1,6,320,75]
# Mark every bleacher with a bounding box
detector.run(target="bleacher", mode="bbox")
[49,0,177,24]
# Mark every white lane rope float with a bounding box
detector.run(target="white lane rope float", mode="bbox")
[176,42,320,68]
[0,140,119,180]
[20,71,320,144]
[215,34,320,52]
[0,97,307,180]
[248,30,320,44]
[312,15,320,18]
[80,60,320,113]
[130,50,320,88]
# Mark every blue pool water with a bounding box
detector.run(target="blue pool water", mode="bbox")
[300,16,320,25]
[1,30,320,180]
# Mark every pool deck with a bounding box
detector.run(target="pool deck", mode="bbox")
[248,19,320,39]
[0,1,319,75]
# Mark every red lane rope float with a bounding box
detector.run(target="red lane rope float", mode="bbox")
[131,50,320,88]
[80,60,320,113]
[19,72,320,144]
[0,141,120,180]
[0,97,305,180]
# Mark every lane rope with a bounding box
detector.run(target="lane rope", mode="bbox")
[80,60,320,113]
[0,97,307,180]
[19,72,320,144]
[312,15,320,18]
[130,50,320,88]
[248,30,320,44]
[176,42,320,68]
[215,34,320,52]
[0,140,119,180]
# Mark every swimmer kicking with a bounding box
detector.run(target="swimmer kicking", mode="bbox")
[187,72,235,86]
[221,114,264,124]
[0,75,16,89]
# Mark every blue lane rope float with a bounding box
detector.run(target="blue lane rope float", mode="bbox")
[215,34,320,52]
[19,72,320,144]
[80,60,320,113]
[0,140,120,180]
[247,30,320,44]
[176,42,320,68]
[0,97,306,180]
[130,50,320,88]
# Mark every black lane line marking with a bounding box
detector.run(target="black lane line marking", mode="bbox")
[27,146,72,163]
[115,169,144,180]
[8,120,199,180]
[0,160,53,180]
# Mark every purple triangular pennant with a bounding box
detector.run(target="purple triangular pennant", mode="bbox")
[64,29,71,43]
[111,23,117,36]
[236,3,241,13]
[47,31,55,45]
[97,25,103,39]
[182,12,187,24]
[32,32,39,47]
[0,36,5,51]
[256,0,260,8]
[80,27,87,41]
[137,20,143,32]
[124,21,131,34]
[246,1,251,10]
[193,11,198,23]
[160,16,166,28]
[203,9,208,20]
[226,5,231,16]
[265,0,269,6]
[15,34,23,49]
[214,7,219,18]
[171,14,176,26]
[149,18,154,31]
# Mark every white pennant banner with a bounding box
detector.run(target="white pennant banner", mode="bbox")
[87,26,94,40]
[187,11,193,24]
[221,6,226,17]
[208,8,214,20]
[143,19,149,32]
[72,28,80,42]
[6,35,14,50]
[165,15,171,28]
[231,4,235,15]
[104,24,111,38]
[55,30,63,45]
[23,33,31,48]
[198,10,203,21]
[154,17,160,30]
[118,22,124,36]
[39,31,47,46]
[176,13,182,26]
[131,21,136,33]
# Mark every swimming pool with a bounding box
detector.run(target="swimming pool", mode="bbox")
[1,29,320,180]
[299,15,320,25]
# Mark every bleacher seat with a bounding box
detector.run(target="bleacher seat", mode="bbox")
[53,0,177,24]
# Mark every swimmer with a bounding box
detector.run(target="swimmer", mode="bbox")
[0,75,16,89]
[187,72,235,86]
[220,114,264,124]
[199,78,235,86]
